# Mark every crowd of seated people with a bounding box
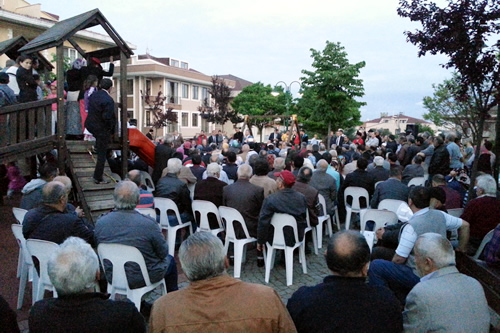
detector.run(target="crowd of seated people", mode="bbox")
[2,125,499,332]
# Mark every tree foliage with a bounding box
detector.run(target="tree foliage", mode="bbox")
[298,41,366,137]
[231,82,286,141]
[141,89,177,130]
[199,75,243,124]
[398,0,500,194]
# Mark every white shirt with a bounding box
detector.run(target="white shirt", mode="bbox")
[396,208,463,258]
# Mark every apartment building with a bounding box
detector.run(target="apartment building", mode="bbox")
[0,0,122,70]
[113,54,237,139]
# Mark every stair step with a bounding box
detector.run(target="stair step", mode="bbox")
[88,199,115,211]
[85,190,115,202]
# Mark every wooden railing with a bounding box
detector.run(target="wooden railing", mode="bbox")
[0,99,57,162]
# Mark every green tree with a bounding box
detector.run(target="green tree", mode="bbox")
[199,75,243,125]
[231,82,286,142]
[299,41,366,147]
[422,73,479,141]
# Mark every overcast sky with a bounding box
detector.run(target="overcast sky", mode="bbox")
[38,0,454,122]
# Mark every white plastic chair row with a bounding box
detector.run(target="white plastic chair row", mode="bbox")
[408,176,426,187]
[192,200,225,237]
[344,186,369,230]
[316,194,334,249]
[13,207,27,224]
[378,199,413,222]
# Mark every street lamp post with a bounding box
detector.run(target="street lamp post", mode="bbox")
[272,81,301,132]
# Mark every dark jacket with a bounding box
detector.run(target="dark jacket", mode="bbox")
[22,205,95,246]
[293,181,319,227]
[287,275,403,333]
[310,170,337,216]
[223,179,264,238]
[84,90,115,136]
[16,67,38,103]
[152,144,173,184]
[429,144,450,175]
[368,166,390,183]
[155,173,192,215]
[194,177,227,207]
[370,178,410,208]
[28,293,145,333]
[402,164,424,185]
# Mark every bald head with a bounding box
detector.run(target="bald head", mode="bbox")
[113,180,139,210]
[42,181,67,207]
[326,231,370,277]
[127,170,142,187]
[316,159,328,171]
[53,176,72,193]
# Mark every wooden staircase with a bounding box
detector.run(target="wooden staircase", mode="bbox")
[66,140,118,223]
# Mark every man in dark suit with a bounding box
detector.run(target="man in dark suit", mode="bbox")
[338,158,376,209]
[287,231,403,333]
[268,128,281,144]
[333,129,345,147]
[371,167,410,208]
[85,78,115,184]
[293,167,319,228]
[207,130,220,146]
[152,134,174,185]
[194,163,227,208]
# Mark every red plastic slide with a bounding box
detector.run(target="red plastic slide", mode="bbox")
[128,128,156,167]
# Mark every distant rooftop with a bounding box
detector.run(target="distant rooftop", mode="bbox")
[218,74,253,91]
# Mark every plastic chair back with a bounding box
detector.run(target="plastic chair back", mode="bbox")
[361,209,399,232]
[154,197,193,256]
[11,224,35,309]
[219,206,251,241]
[472,229,495,260]
[375,181,384,189]
[141,171,155,192]
[378,199,413,222]
[26,239,59,302]
[447,208,464,218]
[270,213,300,248]
[97,243,166,310]
[136,208,156,219]
[344,187,369,210]
[361,230,375,252]
[192,200,224,235]
[12,207,28,224]
[408,177,426,187]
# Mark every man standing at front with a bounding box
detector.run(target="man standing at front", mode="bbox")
[85,78,115,184]
[149,232,296,332]
[287,231,402,333]
[94,180,178,292]
[403,233,489,332]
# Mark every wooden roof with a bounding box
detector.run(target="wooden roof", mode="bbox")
[0,36,54,71]
[18,8,133,60]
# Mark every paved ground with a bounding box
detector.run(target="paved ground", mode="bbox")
[0,197,333,332]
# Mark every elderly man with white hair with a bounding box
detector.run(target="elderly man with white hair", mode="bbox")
[461,174,500,251]
[28,237,146,332]
[194,162,227,208]
[149,232,296,333]
[155,158,193,226]
[403,233,489,332]
[95,180,178,292]
[310,159,337,217]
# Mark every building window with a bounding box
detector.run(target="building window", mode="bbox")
[146,111,151,126]
[201,87,209,101]
[181,62,188,69]
[192,113,198,127]
[63,48,79,63]
[168,81,179,104]
[182,84,189,99]
[145,79,152,95]
[127,79,133,95]
[127,111,134,121]
[192,86,199,100]
[182,112,189,127]
[170,59,179,67]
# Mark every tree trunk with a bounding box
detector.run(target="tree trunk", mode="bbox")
[494,105,500,182]
[467,112,486,203]
[327,122,332,149]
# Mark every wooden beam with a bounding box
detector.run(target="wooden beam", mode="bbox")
[67,38,87,59]
[56,44,67,175]
[120,51,129,177]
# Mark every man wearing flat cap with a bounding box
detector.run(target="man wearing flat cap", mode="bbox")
[257,170,308,250]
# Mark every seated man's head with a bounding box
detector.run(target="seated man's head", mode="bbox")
[275,170,295,189]
[389,166,402,180]
[168,158,182,175]
[408,186,431,210]
[48,237,99,295]
[254,158,270,176]
[206,163,221,179]
[430,186,447,210]
[292,155,304,169]
[273,157,285,172]
[179,232,226,282]
[113,180,139,210]
[164,134,174,146]
[475,174,497,197]
[53,175,72,194]
[414,233,455,277]
[356,158,368,171]
[191,154,202,166]
[297,167,313,184]
[237,164,253,179]
[42,181,68,210]
[127,169,143,187]
[40,163,59,181]
[316,159,328,172]
[431,174,446,187]
[326,231,370,277]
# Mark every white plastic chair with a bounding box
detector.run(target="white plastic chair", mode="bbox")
[219,206,257,278]
[264,213,307,286]
[187,183,195,200]
[141,171,155,192]
[12,207,28,224]
[304,209,318,255]
[344,187,370,230]
[26,239,59,303]
[316,194,334,249]
[361,209,399,232]
[361,230,376,252]
[447,208,464,218]
[408,177,426,187]
[97,243,167,311]
[136,208,157,219]
[375,180,384,188]
[154,197,193,256]
[472,229,495,260]
[11,224,36,309]
[378,199,413,222]
[192,200,225,237]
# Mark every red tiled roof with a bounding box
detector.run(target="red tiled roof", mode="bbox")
[364,114,430,125]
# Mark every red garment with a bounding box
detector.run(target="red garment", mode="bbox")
[353,138,364,145]
[197,134,207,145]
[461,196,500,240]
